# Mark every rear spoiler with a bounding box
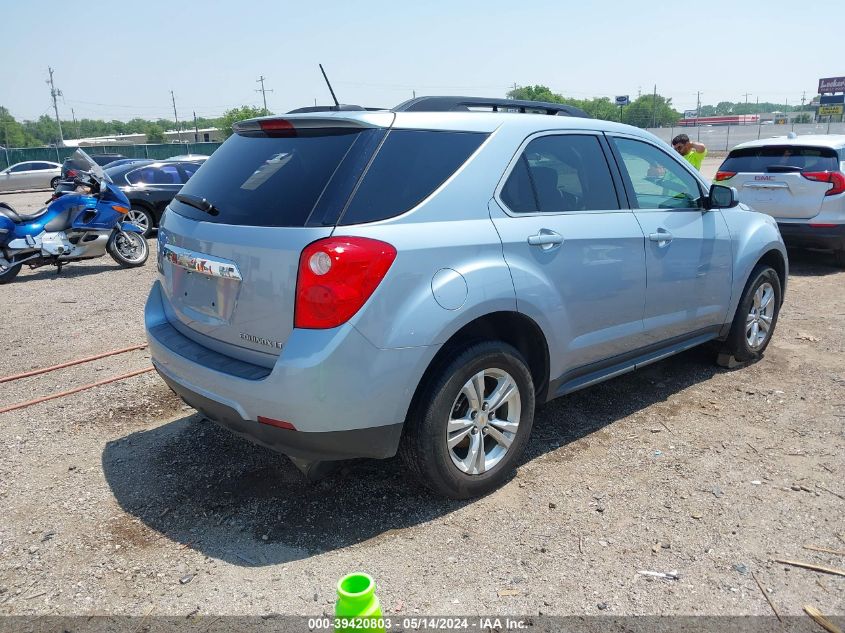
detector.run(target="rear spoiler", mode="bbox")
[233,112,395,135]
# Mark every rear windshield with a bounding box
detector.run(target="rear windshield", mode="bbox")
[169,127,487,227]
[169,129,375,227]
[722,146,839,173]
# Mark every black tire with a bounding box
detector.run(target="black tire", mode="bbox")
[400,341,535,499]
[720,264,782,363]
[50,176,60,190]
[126,205,155,238]
[834,249,845,269]
[0,263,22,284]
[107,231,149,268]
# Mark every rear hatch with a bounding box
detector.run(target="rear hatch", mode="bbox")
[717,145,840,219]
[158,113,394,366]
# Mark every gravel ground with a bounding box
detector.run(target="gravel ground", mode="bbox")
[0,187,842,619]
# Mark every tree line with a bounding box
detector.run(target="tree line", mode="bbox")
[0,89,823,149]
[0,105,269,148]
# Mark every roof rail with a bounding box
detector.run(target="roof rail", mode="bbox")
[393,96,590,118]
[287,104,386,114]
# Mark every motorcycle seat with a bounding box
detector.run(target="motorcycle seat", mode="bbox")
[0,203,50,224]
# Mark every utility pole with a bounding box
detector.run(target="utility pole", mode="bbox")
[742,92,752,124]
[255,75,273,114]
[193,111,199,143]
[170,90,182,144]
[651,84,657,128]
[46,67,64,146]
[696,91,702,141]
[71,107,79,140]
[756,96,762,139]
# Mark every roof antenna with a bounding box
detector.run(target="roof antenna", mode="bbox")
[319,64,340,108]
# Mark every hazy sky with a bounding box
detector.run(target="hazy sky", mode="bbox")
[2,0,842,122]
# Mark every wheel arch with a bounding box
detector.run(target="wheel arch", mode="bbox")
[407,311,551,422]
[756,248,787,303]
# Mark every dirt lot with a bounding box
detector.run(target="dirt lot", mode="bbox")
[0,187,843,619]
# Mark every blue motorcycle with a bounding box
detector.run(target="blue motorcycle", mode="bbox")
[0,149,148,283]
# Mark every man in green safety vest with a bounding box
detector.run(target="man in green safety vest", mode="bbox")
[671,134,707,171]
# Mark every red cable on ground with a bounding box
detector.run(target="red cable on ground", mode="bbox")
[0,366,155,415]
[0,343,148,384]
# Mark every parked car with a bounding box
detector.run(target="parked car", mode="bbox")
[101,157,151,170]
[165,154,209,162]
[0,161,62,191]
[103,160,202,236]
[145,96,788,499]
[716,134,845,267]
[61,153,126,180]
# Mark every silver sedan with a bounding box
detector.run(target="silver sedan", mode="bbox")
[0,161,62,192]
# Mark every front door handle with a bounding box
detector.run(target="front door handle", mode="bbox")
[527,230,563,250]
[649,230,673,246]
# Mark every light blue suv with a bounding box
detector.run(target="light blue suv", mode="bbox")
[145,97,787,498]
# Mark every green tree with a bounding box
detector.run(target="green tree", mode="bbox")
[145,125,166,143]
[0,106,30,147]
[218,106,269,139]
[621,94,680,128]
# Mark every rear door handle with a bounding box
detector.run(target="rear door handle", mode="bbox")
[527,230,563,250]
[649,231,673,245]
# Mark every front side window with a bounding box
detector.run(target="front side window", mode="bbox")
[9,163,32,173]
[500,134,619,213]
[613,138,702,210]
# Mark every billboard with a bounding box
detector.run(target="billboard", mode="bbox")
[683,110,698,119]
[820,94,845,105]
[818,76,845,94]
[818,105,844,116]
[615,95,630,106]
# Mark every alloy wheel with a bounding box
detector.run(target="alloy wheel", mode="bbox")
[446,368,521,475]
[746,281,775,350]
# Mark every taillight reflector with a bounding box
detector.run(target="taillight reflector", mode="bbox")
[802,171,845,196]
[295,237,397,329]
[715,171,736,181]
[258,416,296,431]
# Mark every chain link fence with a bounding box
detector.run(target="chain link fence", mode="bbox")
[0,142,222,171]
[645,122,845,154]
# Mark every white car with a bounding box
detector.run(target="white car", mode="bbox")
[716,134,845,267]
[0,161,62,192]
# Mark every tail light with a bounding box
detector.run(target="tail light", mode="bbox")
[295,237,396,329]
[802,171,845,196]
[715,171,736,181]
[66,168,78,179]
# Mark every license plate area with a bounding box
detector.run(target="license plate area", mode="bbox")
[161,244,242,324]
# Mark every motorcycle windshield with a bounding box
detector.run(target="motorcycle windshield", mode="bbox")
[69,148,112,184]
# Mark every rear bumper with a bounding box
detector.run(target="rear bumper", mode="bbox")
[777,222,845,250]
[145,280,437,461]
[159,373,403,461]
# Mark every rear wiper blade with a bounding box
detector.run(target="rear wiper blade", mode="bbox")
[175,193,220,216]
[766,165,803,173]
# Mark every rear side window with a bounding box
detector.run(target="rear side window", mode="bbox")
[500,134,619,213]
[170,129,372,227]
[722,146,839,173]
[127,165,182,185]
[338,130,487,225]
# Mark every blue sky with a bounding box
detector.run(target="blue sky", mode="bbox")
[2,0,841,122]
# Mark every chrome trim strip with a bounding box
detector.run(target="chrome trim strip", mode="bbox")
[162,244,242,280]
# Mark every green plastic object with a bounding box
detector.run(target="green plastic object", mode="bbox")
[335,572,384,633]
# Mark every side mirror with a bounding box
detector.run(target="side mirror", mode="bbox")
[708,184,739,209]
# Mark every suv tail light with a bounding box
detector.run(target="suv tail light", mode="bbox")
[66,168,78,179]
[714,171,736,181]
[295,237,397,329]
[802,171,845,196]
